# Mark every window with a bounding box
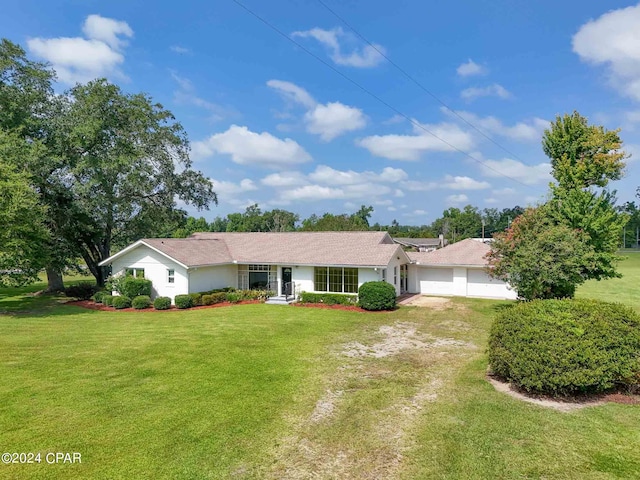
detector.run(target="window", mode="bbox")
[167,269,175,284]
[314,267,358,293]
[381,269,387,282]
[238,265,276,290]
[394,266,398,285]
[125,268,145,278]
[314,267,328,292]
[343,268,358,293]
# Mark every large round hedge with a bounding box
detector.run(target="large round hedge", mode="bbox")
[488,299,640,395]
[358,281,397,311]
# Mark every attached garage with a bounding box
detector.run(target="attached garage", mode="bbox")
[407,238,517,300]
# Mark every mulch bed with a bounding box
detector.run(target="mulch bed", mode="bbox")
[68,299,261,312]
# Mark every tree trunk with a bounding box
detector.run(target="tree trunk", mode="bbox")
[45,266,65,292]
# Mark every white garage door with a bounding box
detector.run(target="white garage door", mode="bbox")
[467,269,515,299]
[418,268,454,295]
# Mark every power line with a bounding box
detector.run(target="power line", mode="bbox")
[314,0,528,164]
[230,0,532,188]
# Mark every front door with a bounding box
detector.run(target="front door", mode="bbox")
[281,267,292,295]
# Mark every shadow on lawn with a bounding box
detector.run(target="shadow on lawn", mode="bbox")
[0,291,100,317]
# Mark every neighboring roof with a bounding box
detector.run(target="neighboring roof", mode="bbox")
[101,231,409,268]
[393,237,445,247]
[408,238,491,267]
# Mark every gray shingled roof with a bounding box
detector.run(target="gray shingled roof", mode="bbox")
[130,231,404,268]
[408,238,491,266]
[393,237,443,247]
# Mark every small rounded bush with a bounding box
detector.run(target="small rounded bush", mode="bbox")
[92,291,106,304]
[202,293,227,306]
[119,276,152,298]
[225,292,241,303]
[358,281,397,311]
[132,295,151,309]
[188,293,203,306]
[174,294,193,309]
[112,295,132,309]
[488,299,640,396]
[153,296,172,310]
[102,294,114,307]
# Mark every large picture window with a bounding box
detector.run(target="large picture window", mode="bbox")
[314,267,358,293]
[238,265,277,290]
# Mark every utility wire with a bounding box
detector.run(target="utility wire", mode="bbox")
[231,0,532,188]
[314,0,528,163]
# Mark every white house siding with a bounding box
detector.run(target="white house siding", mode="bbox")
[466,268,517,300]
[385,254,405,296]
[358,267,379,290]
[110,245,188,300]
[290,266,315,294]
[188,265,237,293]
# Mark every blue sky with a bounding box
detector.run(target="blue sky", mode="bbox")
[3,1,640,225]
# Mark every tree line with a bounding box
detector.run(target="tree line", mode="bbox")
[172,203,526,243]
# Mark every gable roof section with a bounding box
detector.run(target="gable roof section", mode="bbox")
[408,238,491,267]
[100,231,408,268]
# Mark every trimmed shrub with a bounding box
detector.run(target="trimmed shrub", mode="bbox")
[112,295,132,309]
[174,294,193,309]
[488,299,640,396]
[299,292,357,305]
[358,282,397,311]
[153,296,171,310]
[225,292,241,303]
[202,292,226,306]
[92,291,106,304]
[64,282,98,300]
[188,293,203,307]
[102,294,114,307]
[119,276,152,298]
[132,295,151,309]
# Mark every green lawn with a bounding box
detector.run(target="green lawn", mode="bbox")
[1,262,639,479]
[576,252,640,310]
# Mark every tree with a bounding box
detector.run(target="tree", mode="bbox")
[45,79,216,286]
[487,207,593,300]
[542,111,625,189]
[0,39,72,290]
[300,206,372,231]
[543,111,627,281]
[0,133,49,286]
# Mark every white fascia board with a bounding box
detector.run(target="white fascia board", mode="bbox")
[98,240,190,270]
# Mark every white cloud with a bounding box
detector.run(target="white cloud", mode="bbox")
[291,27,385,68]
[484,198,498,204]
[261,171,308,187]
[308,165,408,185]
[305,102,367,141]
[573,4,640,100]
[192,125,312,169]
[171,72,232,122]
[446,194,469,205]
[442,108,549,142]
[383,114,406,125]
[460,83,512,101]
[480,158,552,185]
[403,175,489,191]
[394,189,405,197]
[357,122,475,160]
[27,14,132,84]
[267,80,316,109]
[82,15,133,49]
[457,59,487,77]
[170,45,191,54]
[268,80,367,140]
[210,178,258,196]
